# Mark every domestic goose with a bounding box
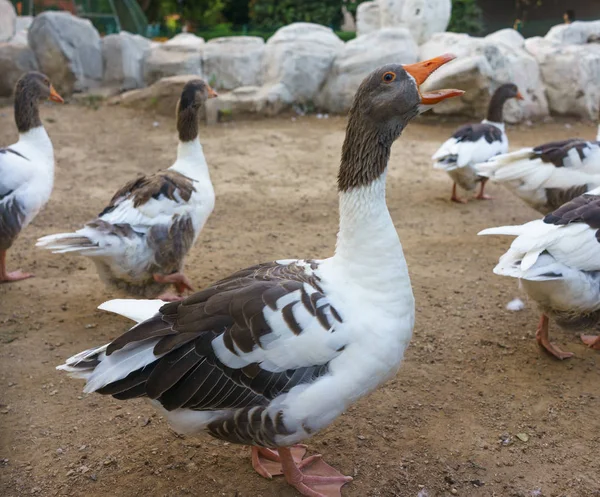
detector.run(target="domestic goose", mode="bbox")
[479,186,600,359]
[37,79,218,301]
[0,71,63,283]
[56,56,464,497]
[476,125,600,214]
[432,84,523,203]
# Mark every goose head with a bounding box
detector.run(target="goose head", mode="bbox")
[14,72,63,134]
[176,79,218,142]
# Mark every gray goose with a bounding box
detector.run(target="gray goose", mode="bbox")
[57,56,463,497]
[0,71,63,283]
[432,83,523,203]
[37,79,218,301]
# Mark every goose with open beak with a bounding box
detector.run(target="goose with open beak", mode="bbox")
[57,56,463,497]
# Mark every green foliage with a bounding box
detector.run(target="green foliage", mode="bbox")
[140,0,225,25]
[249,0,344,29]
[336,30,356,42]
[344,0,369,22]
[448,0,484,35]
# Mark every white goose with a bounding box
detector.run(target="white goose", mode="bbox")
[0,71,63,283]
[476,125,600,214]
[479,186,600,359]
[37,79,218,301]
[432,84,523,203]
[57,56,464,497]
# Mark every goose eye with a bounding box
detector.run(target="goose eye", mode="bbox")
[382,72,396,83]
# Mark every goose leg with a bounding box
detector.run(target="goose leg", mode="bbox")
[278,446,352,497]
[153,272,194,301]
[580,334,600,350]
[475,179,493,200]
[0,251,33,283]
[251,445,307,479]
[451,183,467,204]
[536,314,574,360]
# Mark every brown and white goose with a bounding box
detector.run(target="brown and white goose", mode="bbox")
[476,126,600,214]
[432,83,523,203]
[57,56,463,497]
[0,71,63,283]
[37,79,218,301]
[479,186,600,359]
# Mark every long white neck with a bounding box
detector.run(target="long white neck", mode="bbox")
[170,137,210,181]
[18,126,54,167]
[333,174,411,290]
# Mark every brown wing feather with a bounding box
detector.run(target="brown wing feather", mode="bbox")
[99,170,196,217]
[544,192,600,241]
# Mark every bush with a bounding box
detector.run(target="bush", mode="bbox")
[249,0,344,29]
[448,0,484,35]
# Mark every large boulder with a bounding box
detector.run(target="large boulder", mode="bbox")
[420,30,549,123]
[203,36,264,90]
[0,0,16,43]
[262,23,344,104]
[0,43,39,97]
[378,0,451,44]
[10,16,33,45]
[545,20,600,46]
[114,74,206,116]
[316,28,418,114]
[28,11,102,94]
[103,31,151,90]
[356,1,381,37]
[525,36,600,120]
[162,33,205,52]
[143,44,202,86]
[214,84,295,118]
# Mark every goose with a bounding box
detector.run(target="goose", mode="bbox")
[475,125,600,214]
[479,186,600,359]
[432,84,523,203]
[56,56,464,497]
[0,71,63,283]
[37,79,218,301]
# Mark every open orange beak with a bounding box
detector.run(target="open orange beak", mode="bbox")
[403,54,465,105]
[48,85,64,104]
[516,91,524,100]
[207,85,218,99]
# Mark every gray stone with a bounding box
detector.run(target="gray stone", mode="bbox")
[203,36,264,90]
[0,0,16,43]
[545,20,600,46]
[379,0,451,44]
[102,31,151,90]
[143,45,202,86]
[262,23,344,104]
[0,43,39,97]
[162,33,205,52]
[356,2,381,37]
[28,11,102,94]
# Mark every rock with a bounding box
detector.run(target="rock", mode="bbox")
[0,0,16,43]
[215,84,294,118]
[356,1,381,37]
[143,45,202,86]
[262,23,343,104]
[15,16,33,33]
[316,28,418,113]
[485,28,524,49]
[526,37,600,119]
[102,31,151,90]
[162,33,205,52]
[28,11,102,94]
[0,43,39,97]
[420,31,549,123]
[379,0,451,44]
[545,20,600,46]
[115,75,208,118]
[203,36,264,90]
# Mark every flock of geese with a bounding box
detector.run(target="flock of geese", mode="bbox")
[1,53,599,497]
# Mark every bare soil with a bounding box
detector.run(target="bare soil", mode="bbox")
[1,102,599,497]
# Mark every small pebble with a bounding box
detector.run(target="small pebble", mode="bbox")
[451,489,458,495]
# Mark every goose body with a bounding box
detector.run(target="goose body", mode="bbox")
[432,84,522,203]
[476,127,600,214]
[479,186,600,358]
[57,56,464,497]
[0,72,63,282]
[37,80,217,299]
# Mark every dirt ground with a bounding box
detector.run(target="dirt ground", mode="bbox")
[0,101,599,497]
